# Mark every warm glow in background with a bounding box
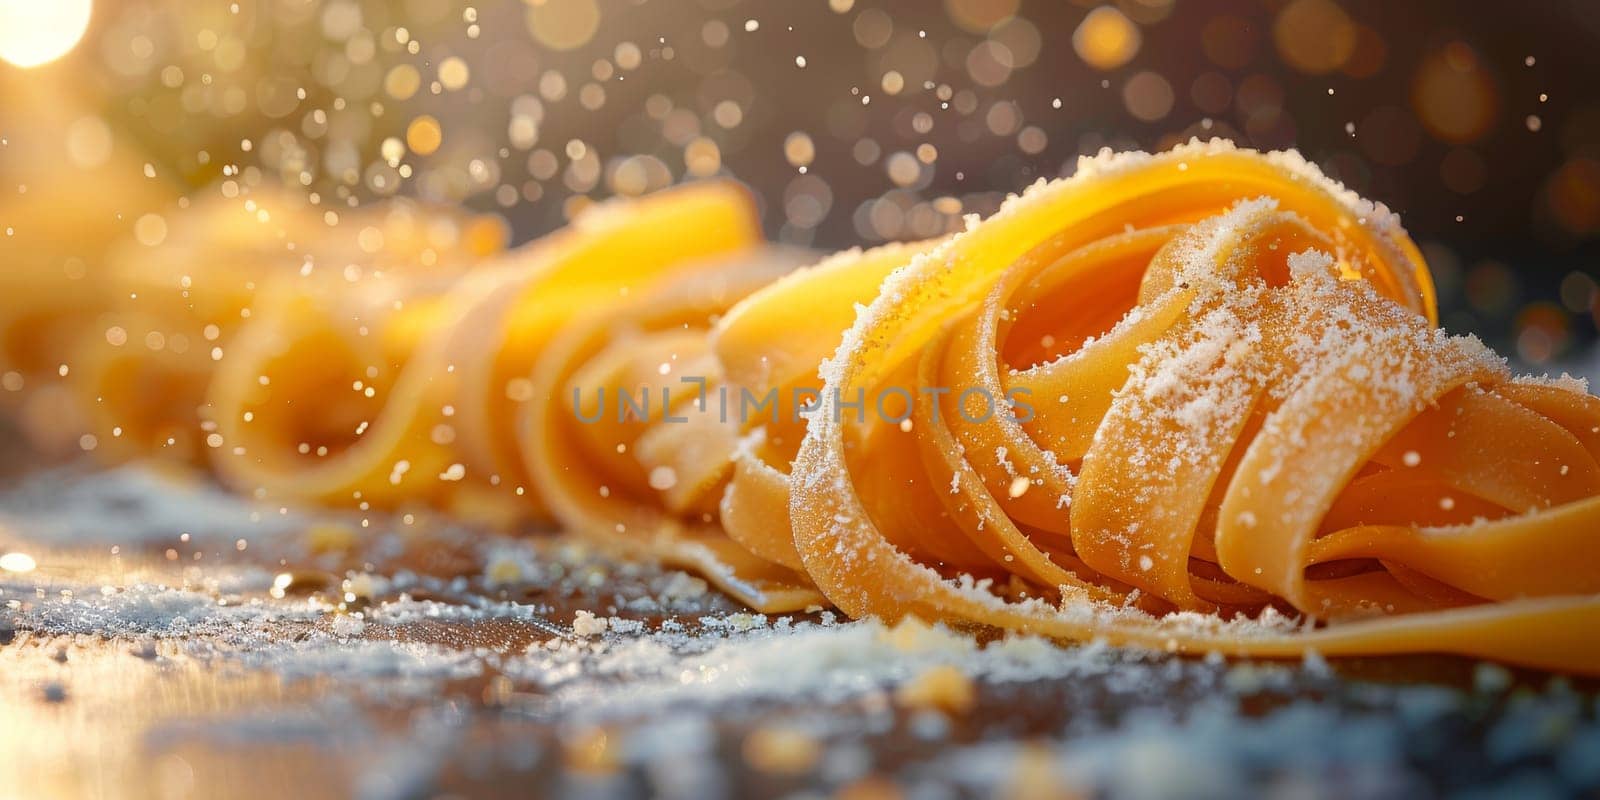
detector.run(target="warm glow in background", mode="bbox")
[0,0,93,69]
[2,0,1599,361]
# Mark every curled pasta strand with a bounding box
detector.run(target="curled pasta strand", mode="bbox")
[3,188,507,461]
[204,181,761,521]
[17,139,1600,674]
[779,141,1600,674]
[518,246,824,610]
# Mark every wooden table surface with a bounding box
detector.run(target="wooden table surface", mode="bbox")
[2,458,1597,800]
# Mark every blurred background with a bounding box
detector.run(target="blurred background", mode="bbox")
[3,0,1600,363]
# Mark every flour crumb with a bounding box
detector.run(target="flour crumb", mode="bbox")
[572,610,608,637]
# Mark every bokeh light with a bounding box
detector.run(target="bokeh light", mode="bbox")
[0,0,92,68]
[526,0,601,51]
[1413,42,1500,143]
[0,551,36,573]
[0,0,1596,370]
[1073,6,1140,71]
[1273,0,1356,75]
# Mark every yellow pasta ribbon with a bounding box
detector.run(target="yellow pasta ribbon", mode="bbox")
[773,141,1600,674]
[205,180,760,525]
[20,140,1600,675]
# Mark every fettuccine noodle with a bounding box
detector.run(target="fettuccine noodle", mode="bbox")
[775,141,1600,674]
[16,140,1600,674]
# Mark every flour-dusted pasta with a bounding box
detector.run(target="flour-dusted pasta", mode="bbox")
[779,141,1600,674]
[206,181,762,521]
[20,141,1600,673]
[1,185,506,461]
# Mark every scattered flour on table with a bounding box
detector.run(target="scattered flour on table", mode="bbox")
[0,464,305,547]
[2,463,1598,800]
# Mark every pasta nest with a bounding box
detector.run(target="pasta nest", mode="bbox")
[18,140,1600,674]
